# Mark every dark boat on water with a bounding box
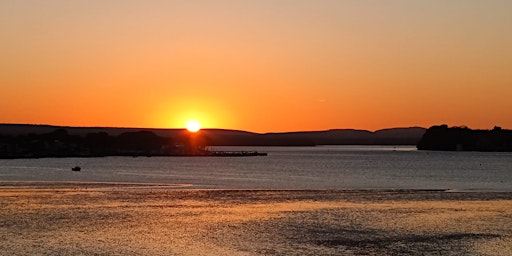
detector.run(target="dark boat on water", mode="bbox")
[71,166,81,171]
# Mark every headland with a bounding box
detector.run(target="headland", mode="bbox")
[417,125,512,151]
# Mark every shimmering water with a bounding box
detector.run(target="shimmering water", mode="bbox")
[0,146,511,191]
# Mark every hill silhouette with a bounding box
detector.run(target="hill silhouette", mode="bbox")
[0,124,425,147]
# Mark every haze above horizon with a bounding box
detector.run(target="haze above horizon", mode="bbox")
[1,1,511,133]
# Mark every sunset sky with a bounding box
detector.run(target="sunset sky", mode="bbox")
[1,1,511,133]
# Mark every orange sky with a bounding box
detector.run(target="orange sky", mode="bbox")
[1,1,511,133]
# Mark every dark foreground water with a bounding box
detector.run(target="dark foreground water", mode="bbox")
[0,146,511,191]
[1,188,512,256]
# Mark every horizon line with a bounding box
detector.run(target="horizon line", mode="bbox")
[2,122,508,133]
[0,122,479,134]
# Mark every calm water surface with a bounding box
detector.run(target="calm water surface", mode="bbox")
[0,146,511,191]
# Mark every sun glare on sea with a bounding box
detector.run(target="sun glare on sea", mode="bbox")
[185,119,201,133]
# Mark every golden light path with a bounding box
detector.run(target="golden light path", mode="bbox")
[2,186,511,255]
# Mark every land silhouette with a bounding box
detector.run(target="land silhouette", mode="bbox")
[417,125,512,152]
[0,124,425,158]
[2,123,512,158]
[0,126,267,158]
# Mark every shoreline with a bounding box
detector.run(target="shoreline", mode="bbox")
[1,181,511,193]
[0,150,268,159]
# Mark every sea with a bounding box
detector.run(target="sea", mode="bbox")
[0,145,511,192]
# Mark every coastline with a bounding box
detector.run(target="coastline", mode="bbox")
[0,150,268,159]
[1,183,511,255]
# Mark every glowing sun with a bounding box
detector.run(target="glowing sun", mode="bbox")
[185,119,201,132]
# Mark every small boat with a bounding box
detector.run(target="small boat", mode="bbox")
[71,166,81,171]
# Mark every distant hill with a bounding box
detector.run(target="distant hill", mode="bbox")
[0,124,426,146]
[0,124,188,137]
[255,127,426,146]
